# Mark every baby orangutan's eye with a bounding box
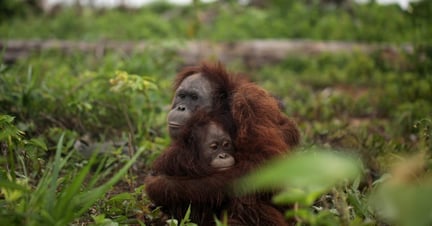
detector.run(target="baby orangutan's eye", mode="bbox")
[222,141,231,148]
[209,143,218,150]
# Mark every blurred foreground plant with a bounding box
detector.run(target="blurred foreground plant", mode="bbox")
[236,150,363,225]
[370,152,432,226]
[235,130,432,226]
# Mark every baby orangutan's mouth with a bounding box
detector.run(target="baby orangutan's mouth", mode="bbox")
[216,167,230,171]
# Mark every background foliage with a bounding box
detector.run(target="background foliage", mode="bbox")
[1,0,431,44]
[0,0,431,225]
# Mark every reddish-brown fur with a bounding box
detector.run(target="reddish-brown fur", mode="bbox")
[146,111,238,224]
[144,63,300,225]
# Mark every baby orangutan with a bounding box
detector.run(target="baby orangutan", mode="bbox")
[145,111,237,224]
[199,121,235,172]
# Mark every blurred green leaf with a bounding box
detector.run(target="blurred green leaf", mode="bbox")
[370,178,432,226]
[234,149,365,224]
[369,153,432,226]
[236,150,363,201]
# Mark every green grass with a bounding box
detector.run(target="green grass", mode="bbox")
[1,44,431,225]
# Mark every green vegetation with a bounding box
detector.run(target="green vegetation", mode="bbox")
[1,0,431,225]
[1,0,431,44]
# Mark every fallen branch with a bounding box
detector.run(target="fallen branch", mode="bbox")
[0,39,413,67]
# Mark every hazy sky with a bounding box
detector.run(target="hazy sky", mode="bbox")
[44,0,416,9]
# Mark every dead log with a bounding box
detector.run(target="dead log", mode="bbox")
[0,39,412,67]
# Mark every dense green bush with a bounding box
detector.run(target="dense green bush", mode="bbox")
[1,1,430,43]
[0,49,177,139]
[0,0,40,23]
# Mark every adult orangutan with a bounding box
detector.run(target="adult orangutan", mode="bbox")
[166,63,244,140]
[167,62,300,158]
[146,63,299,224]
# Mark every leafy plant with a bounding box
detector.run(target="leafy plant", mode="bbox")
[0,116,145,225]
[166,205,197,226]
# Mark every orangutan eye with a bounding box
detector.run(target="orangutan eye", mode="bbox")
[178,93,186,99]
[209,143,218,150]
[222,141,231,148]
